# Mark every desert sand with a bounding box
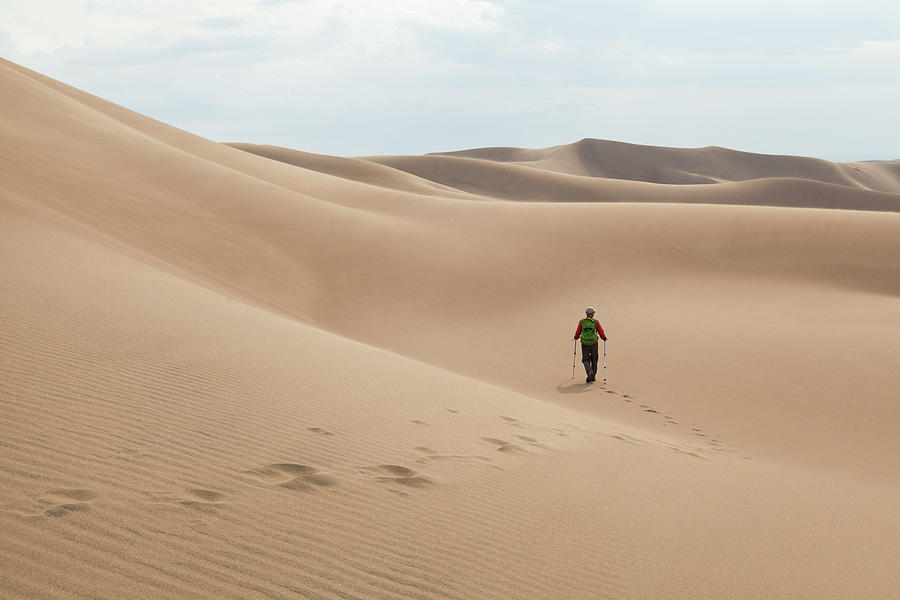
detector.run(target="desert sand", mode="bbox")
[2,57,900,599]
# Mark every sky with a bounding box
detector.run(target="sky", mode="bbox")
[2,0,899,160]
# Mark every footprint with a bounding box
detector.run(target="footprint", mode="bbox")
[45,504,91,517]
[481,437,506,446]
[610,434,647,447]
[186,488,225,502]
[378,465,416,477]
[179,489,227,512]
[246,463,339,491]
[374,465,431,487]
[668,446,709,461]
[277,478,313,491]
[307,427,334,436]
[515,435,549,449]
[306,472,339,486]
[278,473,339,491]
[271,463,317,476]
[275,464,338,490]
[481,437,526,453]
[42,489,99,517]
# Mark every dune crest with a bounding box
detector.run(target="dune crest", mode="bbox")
[360,152,900,211]
[429,137,900,192]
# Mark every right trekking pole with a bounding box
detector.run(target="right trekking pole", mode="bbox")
[603,339,607,384]
[571,340,576,379]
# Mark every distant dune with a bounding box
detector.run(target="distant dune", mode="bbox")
[3,57,900,600]
[234,140,900,211]
[361,152,900,211]
[430,138,900,192]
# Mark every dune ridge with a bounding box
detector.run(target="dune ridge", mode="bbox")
[231,139,900,211]
[227,143,477,199]
[359,152,900,211]
[3,57,900,599]
[429,137,900,192]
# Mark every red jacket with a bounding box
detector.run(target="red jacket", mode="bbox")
[574,318,607,342]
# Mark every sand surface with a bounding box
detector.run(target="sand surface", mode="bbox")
[3,58,900,599]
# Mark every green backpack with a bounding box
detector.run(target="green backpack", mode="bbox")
[580,318,599,345]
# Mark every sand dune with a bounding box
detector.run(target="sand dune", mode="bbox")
[362,152,900,211]
[3,57,900,599]
[430,137,900,192]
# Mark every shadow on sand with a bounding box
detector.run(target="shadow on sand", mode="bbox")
[556,381,602,394]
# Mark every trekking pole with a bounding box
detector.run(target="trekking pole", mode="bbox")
[601,340,607,384]
[571,340,576,379]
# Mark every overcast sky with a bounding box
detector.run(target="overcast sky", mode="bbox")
[2,0,899,160]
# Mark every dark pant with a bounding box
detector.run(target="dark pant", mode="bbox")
[581,343,599,377]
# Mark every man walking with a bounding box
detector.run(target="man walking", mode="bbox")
[574,307,607,383]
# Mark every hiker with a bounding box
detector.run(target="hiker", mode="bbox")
[574,307,607,383]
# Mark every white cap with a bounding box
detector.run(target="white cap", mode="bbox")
[585,307,595,315]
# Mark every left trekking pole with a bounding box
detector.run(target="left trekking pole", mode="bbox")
[603,339,607,384]
[571,340,576,379]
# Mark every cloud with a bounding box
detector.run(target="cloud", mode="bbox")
[858,40,900,54]
[1,0,503,56]
[194,17,246,29]
[2,0,898,160]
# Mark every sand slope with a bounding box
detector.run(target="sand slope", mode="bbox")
[3,58,900,599]
[227,143,476,199]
